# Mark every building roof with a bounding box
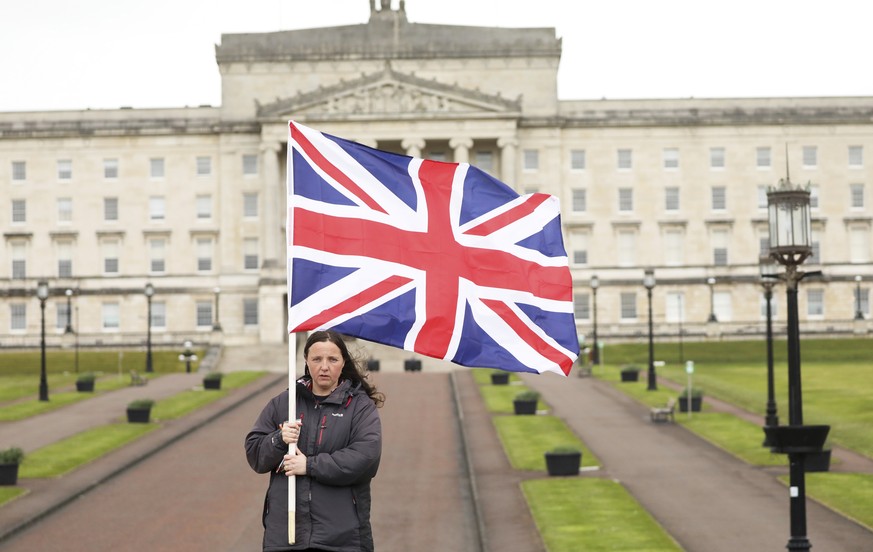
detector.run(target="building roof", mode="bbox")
[215,11,560,63]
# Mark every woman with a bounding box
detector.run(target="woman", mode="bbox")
[245,330,385,551]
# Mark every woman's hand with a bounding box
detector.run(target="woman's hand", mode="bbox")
[280,420,302,445]
[283,448,308,476]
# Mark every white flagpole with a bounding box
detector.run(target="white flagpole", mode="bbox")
[288,333,297,544]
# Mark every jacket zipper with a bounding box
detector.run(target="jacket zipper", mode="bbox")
[317,415,327,446]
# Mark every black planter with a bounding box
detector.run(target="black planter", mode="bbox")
[805,449,832,473]
[513,399,538,415]
[126,407,152,423]
[545,452,581,476]
[491,372,509,385]
[678,396,703,412]
[404,359,422,372]
[764,424,830,454]
[76,380,95,392]
[203,378,222,390]
[0,463,20,486]
[620,370,640,382]
[367,359,380,372]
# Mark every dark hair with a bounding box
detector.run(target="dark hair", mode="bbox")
[303,330,385,407]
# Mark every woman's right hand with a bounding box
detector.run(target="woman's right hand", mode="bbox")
[280,420,302,445]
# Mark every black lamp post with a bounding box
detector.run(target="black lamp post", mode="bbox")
[855,275,864,320]
[643,269,656,391]
[145,283,155,373]
[760,255,779,431]
[706,277,717,322]
[37,280,50,402]
[179,340,198,373]
[64,288,74,334]
[765,176,827,552]
[212,286,222,331]
[590,275,600,365]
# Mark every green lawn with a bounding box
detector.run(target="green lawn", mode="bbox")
[494,415,599,470]
[523,478,681,552]
[0,375,133,421]
[0,487,28,507]
[803,473,873,530]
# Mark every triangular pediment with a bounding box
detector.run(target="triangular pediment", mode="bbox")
[257,63,521,120]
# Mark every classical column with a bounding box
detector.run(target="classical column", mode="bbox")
[498,137,518,188]
[261,141,281,269]
[401,138,425,158]
[449,137,473,164]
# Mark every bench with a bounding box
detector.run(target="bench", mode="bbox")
[650,397,675,423]
[130,370,148,386]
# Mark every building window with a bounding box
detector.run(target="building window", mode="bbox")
[759,235,770,257]
[149,239,166,273]
[243,192,259,218]
[57,197,73,223]
[196,301,213,327]
[102,240,120,274]
[569,231,588,266]
[57,240,73,278]
[664,187,680,211]
[196,195,212,220]
[573,292,590,321]
[618,188,633,212]
[760,293,779,319]
[802,146,818,168]
[617,230,636,267]
[664,229,684,266]
[150,158,165,178]
[244,298,259,326]
[850,183,865,209]
[858,289,870,317]
[57,159,72,180]
[711,186,727,210]
[849,145,864,168]
[104,197,119,221]
[56,301,71,330]
[848,226,870,263]
[570,149,586,170]
[149,196,166,220]
[11,161,26,181]
[712,229,729,266]
[663,148,679,169]
[714,292,733,322]
[756,147,771,168]
[196,156,212,176]
[11,243,26,279]
[104,158,119,179]
[244,238,259,270]
[617,149,632,170]
[151,302,167,329]
[428,151,446,162]
[102,302,120,330]
[709,147,725,169]
[197,238,213,272]
[571,189,586,212]
[809,185,820,210]
[809,229,821,264]
[12,199,26,223]
[807,289,824,317]
[757,186,768,210]
[243,154,258,175]
[475,151,493,172]
[10,304,26,331]
[665,292,685,323]
[620,293,637,320]
[523,149,539,171]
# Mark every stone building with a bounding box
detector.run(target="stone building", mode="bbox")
[1,1,870,351]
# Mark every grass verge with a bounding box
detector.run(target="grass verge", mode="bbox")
[523,478,682,552]
[0,376,132,422]
[782,473,873,530]
[0,487,28,507]
[494,415,599,469]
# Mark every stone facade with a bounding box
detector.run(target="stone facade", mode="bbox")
[0,1,870,349]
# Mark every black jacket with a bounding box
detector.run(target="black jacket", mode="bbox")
[245,378,382,551]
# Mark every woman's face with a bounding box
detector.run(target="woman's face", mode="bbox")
[306,340,344,395]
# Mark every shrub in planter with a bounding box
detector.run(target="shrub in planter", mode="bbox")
[678,387,704,412]
[127,399,155,423]
[76,372,96,392]
[490,371,510,385]
[513,390,540,415]
[367,359,380,372]
[620,365,641,382]
[545,446,582,476]
[0,447,25,486]
[203,372,223,390]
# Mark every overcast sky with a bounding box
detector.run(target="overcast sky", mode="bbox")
[1,0,871,112]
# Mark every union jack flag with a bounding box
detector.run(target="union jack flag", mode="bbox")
[286,121,578,375]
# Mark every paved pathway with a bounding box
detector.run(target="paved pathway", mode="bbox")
[521,368,873,551]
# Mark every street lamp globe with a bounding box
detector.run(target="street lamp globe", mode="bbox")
[37,280,49,300]
[767,178,812,267]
